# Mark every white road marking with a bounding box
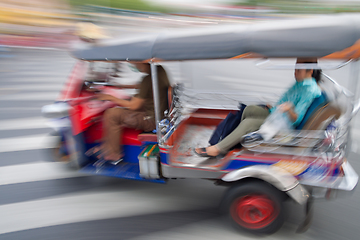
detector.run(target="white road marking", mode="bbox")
[127,218,317,240]
[0,84,64,91]
[0,134,57,153]
[0,117,48,131]
[0,162,85,186]
[0,187,215,235]
[0,92,59,100]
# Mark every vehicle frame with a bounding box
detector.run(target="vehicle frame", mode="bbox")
[42,14,360,234]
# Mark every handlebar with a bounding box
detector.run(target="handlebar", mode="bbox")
[67,96,96,106]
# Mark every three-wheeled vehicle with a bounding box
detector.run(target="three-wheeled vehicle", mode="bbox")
[42,14,360,234]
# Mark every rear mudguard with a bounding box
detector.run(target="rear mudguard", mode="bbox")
[222,165,309,205]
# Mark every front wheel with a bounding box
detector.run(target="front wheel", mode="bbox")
[222,181,285,235]
[45,131,82,170]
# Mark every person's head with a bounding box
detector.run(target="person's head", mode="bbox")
[294,58,322,83]
[133,63,151,74]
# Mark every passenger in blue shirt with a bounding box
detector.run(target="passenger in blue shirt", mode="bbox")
[195,58,322,158]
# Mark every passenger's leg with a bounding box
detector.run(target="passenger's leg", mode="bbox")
[196,106,269,157]
[216,118,266,152]
[241,105,270,121]
[198,118,266,156]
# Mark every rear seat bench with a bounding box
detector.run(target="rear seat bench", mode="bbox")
[243,92,342,153]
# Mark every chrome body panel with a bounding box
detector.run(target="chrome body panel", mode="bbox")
[221,165,309,205]
[287,184,310,205]
[222,165,299,191]
[161,163,226,179]
[300,161,358,191]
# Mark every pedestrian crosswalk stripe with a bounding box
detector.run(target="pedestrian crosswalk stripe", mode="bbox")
[0,117,48,131]
[0,134,57,153]
[0,188,214,235]
[0,92,59,101]
[0,162,85,186]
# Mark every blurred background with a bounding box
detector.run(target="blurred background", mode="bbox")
[1,0,360,49]
[1,0,360,240]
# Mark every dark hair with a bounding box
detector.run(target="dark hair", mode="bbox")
[312,69,322,83]
[300,58,322,83]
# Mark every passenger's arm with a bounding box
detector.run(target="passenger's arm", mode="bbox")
[96,94,145,111]
[278,102,298,122]
[112,84,139,89]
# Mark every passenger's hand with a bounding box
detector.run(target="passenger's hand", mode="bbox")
[278,102,293,112]
[96,93,117,102]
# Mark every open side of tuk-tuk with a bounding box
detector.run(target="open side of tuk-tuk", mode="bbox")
[42,14,360,234]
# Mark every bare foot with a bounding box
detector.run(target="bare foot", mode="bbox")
[195,145,221,157]
[206,145,221,156]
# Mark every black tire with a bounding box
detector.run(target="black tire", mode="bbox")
[221,181,285,235]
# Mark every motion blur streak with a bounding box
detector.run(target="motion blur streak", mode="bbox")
[1,1,360,240]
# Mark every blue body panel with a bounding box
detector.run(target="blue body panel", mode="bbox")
[80,161,166,183]
[160,152,169,165]
[83,143,144,164]
[122,145,144,163]
[224,159,272,171]
[72,131,165,183]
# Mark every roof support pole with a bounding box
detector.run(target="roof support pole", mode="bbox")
[150,62,161,141]
[347,59,360,157]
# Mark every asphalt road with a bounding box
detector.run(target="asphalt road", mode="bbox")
[0,48,360,240]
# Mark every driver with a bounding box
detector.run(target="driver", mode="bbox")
[90,63,170,163]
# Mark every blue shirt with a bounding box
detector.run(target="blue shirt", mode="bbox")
[271,77,321,127]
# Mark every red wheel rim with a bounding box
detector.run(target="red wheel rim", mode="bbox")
[231,194,279,229]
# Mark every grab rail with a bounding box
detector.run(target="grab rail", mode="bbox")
[256,59,353,70]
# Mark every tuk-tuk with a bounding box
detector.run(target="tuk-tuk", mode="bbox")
[42,14,360,234]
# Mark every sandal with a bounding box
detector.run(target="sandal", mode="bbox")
[87,147,124,165]
[106,157,123,165]
[194,147,212,158]
[93,155,124,167]
[85,146,103,157]
[103,153,124,165]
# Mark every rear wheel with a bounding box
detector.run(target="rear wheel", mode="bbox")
[222,181,285,234]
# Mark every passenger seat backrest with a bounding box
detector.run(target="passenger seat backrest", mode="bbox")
[296,92,342,131]
[296,92,328,130]
[301,104,341,130]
